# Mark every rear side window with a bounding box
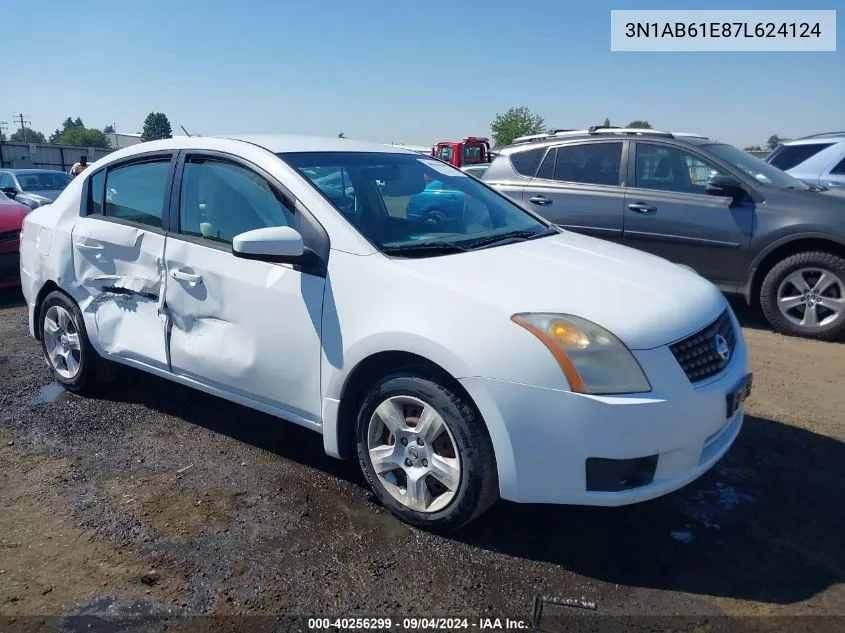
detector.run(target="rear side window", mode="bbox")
[830,157,845,175]
[509,148,544,177]
[87,170,105,215]
[104,160,171,228]
[768,143,834,171]
[553,142,622,186]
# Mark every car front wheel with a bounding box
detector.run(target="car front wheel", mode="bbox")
[355,371,497,531]
[760,251,845,340]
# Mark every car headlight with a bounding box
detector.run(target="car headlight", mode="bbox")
[511,313,651,395]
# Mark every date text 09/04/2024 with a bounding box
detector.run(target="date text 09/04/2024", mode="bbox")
[307,617,530,630]
[625,22,822,39]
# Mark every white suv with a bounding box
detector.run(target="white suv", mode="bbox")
[19,134,751,530]
[766,132,845,189]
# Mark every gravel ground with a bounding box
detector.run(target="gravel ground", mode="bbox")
[1,287,843,632]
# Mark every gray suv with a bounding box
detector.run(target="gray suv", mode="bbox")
[484,127,845,340]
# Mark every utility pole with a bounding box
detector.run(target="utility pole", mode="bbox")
[14,113,31,144]
[0,121,7,168]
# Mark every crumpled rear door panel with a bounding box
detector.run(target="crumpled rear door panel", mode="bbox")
[71,216,168,368]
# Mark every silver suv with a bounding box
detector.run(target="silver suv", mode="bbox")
[766,132,845,189]
[483,126,845,340]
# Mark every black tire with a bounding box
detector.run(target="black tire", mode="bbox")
[759,251,845,340]
[39,290,115,393]
[355,370,498,531]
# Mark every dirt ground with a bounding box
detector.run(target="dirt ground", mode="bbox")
[0,286,843,632]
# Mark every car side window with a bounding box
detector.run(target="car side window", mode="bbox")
[552,143,622,186]
[0,173,15,189]
[831,157,845,175]
[635,143,725,195]
[510,148,544,177]
[87,170,105,215]
[179,158,295,244]
[104,160,171,228]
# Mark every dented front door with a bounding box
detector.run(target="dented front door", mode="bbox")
[72,217,168,368]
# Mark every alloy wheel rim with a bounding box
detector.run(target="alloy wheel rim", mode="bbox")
[367,395,461,513]
[776,267,845,329]
[43,305,82,379]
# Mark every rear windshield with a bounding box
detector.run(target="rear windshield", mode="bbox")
[767,143,834,171]
[16,171,72,190]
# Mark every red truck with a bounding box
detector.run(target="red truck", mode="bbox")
[431,136,492,168]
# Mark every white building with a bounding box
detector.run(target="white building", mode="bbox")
[106,132,143,149]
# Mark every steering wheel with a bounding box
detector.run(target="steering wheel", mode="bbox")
[417,208,448,226]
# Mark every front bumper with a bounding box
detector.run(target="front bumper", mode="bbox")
[0,242,21,288]
[459,316,750,506]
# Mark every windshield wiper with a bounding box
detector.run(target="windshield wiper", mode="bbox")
[381,241,470,257]
[463,229,554,250]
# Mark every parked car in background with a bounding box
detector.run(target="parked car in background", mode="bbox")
[483,126,845,340]
[765,132,845,189]
[0,169,73,210]
[0,193,31,287]
[20,134,751,530]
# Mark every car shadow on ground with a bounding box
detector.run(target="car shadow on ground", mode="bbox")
[458,414,845,605]
[727,297,772,332]
[0,287,26,309]
[99,368,844,606]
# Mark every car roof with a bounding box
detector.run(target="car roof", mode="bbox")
[2,168,68,175]
[496,129,715,154]
[782,132,845,145]
[106,134,414,159]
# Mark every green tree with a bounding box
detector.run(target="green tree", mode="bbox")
[103,124,116,135]
[59,126,110,148]
[490,106,545,147]
[627,120,652,129]
[141,112,173,142]
[602,117,611,127]
[10,128,47,143]
[767,135,781,150]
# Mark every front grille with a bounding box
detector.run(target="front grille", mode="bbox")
[670,310,736,383]
[0,251,20,282]
[0,229,19,243]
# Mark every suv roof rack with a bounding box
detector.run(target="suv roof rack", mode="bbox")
[586,125,674,137]
[797,131,845,140]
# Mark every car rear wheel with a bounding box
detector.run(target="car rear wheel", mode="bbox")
[355,371,497,531]
[760,251,845,340]
[40,291,114,392]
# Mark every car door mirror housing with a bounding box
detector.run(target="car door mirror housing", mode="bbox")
[706,174,745,200]
[232,226,306,263]
[1,186,17,197]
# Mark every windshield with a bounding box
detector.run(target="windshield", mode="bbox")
[279,151,553,256]
[17,171,72,191]
[706,144,811,190]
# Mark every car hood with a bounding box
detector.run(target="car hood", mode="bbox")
[20,189,61,202]
[0,199,29,232]
[395,231,727,350]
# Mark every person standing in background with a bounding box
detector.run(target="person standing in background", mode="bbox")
[70,155,88,177]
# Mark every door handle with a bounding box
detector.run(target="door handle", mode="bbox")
[170,269,203,285]
[529,195,553,205]
[75,242,104,251]
[627,202,657,214]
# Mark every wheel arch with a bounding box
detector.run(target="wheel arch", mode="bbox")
[328,350,494,464]
[32,280,64,341]
[745,234,845,305]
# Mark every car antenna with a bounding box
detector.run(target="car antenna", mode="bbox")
[180,125,192,137]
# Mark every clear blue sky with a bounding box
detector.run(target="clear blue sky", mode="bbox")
[5,0,843,148]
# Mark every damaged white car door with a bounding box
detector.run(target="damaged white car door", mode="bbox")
[163,153,325,425]
[72,154,175,369]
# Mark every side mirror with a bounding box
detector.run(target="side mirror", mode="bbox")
[706,174,745,200]
[1,186,17,198]
[232,226,306,263]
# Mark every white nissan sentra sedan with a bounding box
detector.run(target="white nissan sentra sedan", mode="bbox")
[19,135,752,530]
